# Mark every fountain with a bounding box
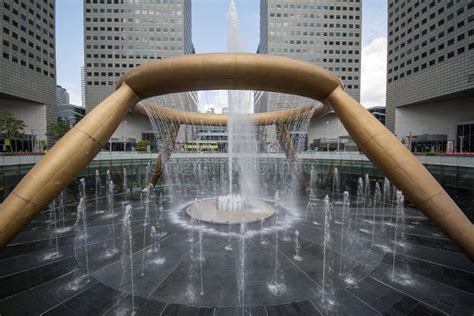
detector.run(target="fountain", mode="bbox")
[123,167,128,197]
[332,167,340,203]
[354,177,364,231]
[267,216,287,296]
[321,195,332,305]
[225,222,233,251]
[199,230,204,296]
[95,170,103,215]
[381,177,391,231]
[293,230,303,261]
[364,174,371,209]
[105,180,119,257]
[76,197,90,281]
[238,218,246,315]
[121,204,135,315]
[260,218,267,245]
[310,167,317,191]
[141,186,151,276]
[372,182,381,247]
[58,191,65,227]
[305,188,318,224]
[339,191,349,274]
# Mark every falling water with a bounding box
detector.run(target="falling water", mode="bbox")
[199,230,204,296]
[372,183,382,247]
[226,0,258,200]
[339,191,349,274]
[355,177,364,231]
[293,230,302,261]
[321,195,332,303]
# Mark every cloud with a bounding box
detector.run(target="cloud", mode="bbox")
[360,37,387,108]
[198,90,228,113]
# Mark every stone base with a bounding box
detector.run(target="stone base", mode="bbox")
[186,197,275,224]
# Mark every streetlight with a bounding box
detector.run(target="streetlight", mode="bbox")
[123,120,128,152]
[326,121,329,152]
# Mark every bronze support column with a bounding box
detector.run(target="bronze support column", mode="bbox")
[326,86,474,260]
[0,84,139,247]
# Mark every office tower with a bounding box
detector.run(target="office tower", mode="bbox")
[386,1,474,152]
[84,0,197,147]
[257,0,362,146]
[0,0,56,146]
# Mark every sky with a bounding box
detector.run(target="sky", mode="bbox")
[56,0,387,109]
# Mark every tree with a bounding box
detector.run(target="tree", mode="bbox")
[47,118,70,142]
[0,112,26,139]
[137,139,150,152]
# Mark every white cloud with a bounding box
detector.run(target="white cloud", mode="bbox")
[198,90,228,113]
[360,37,387,108]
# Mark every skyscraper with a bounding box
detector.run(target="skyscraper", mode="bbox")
[386,1,474,152]
[0,0,56,146]
[84,0,196,147]
[257,0,362,145]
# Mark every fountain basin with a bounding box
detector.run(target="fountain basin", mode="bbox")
[186,197,275,224]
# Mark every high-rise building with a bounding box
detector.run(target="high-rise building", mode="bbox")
[0,0,56,146]
[386,1,474,152]
[56,85,70,106]
[257,0,362,146]
[84,0,197,147]
[81,66,86,108]
[56,85,85,128]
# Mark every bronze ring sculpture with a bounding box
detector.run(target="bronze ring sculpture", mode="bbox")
[0,53,472,261]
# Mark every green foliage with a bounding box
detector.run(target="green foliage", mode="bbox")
[47,118,70,141]
[137,140,150,151]
[0,112,26,139]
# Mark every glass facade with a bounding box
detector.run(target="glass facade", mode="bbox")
[457,122,474,152]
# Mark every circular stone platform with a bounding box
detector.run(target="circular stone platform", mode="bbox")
[186,197,275,224]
